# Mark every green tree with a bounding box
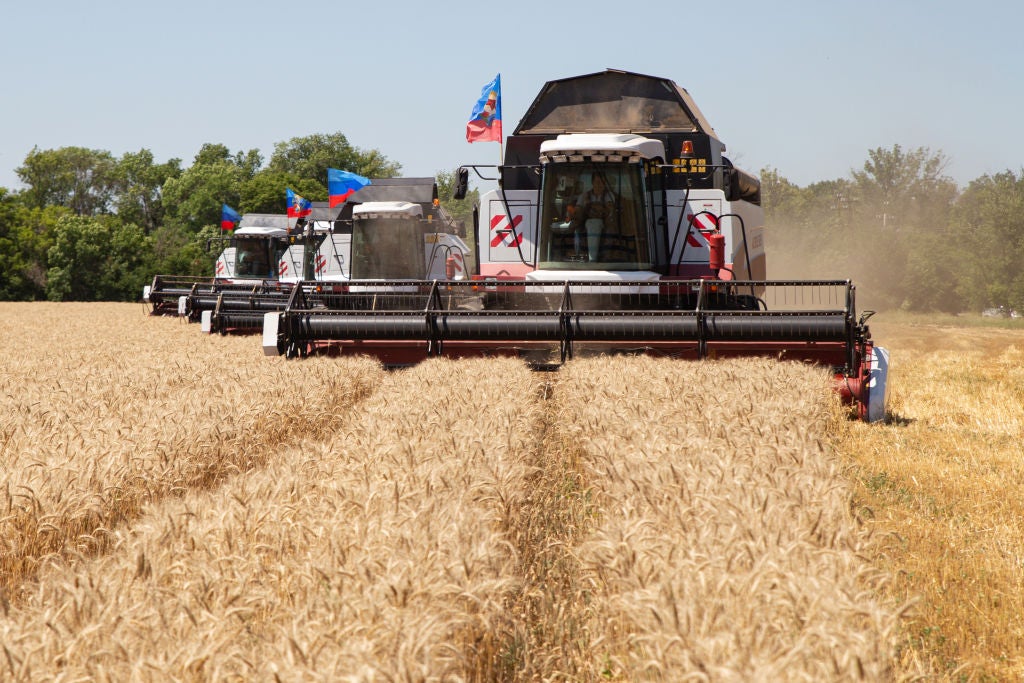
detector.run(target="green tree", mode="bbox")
[267,132,401,184]
[149,222,221,278]
[829,145,961,311]
[951,171,1024,312]
[242,169,321,214]
[16,146,118,215]
[0,190,69,300]
[114,149,182,233]
[850,144,957,231]
[759,167,804,217]
[193,143,233,166]
[192,143,263,176]
[899,243,961,313]
[161,144,265,233]
[761,172,860,282]
[46,214,151,301]
[0,189,40,299]
[161,161,245,231]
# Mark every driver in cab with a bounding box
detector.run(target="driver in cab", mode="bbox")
[567,172,617,260]
[569,172,617,231]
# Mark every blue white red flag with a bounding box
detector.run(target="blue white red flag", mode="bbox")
[466,74,502,143]
[220,203,241,231]
[328,168,372,208]
[286,188,313,219]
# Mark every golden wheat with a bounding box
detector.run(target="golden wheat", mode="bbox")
[0,303,909,680]
[539,356,899,681]
[0,302,381,601]
[1,356,541,680]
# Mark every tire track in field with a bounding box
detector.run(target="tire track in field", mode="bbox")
[0,355,599,679]
[493,372,604,680]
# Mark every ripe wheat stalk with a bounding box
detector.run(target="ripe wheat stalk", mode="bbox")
[0,303,903,680]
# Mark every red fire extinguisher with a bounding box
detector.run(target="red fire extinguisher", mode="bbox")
[707,231,725,271]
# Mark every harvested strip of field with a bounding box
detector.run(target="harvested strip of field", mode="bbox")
[533,356,900,680]
[0,357,544,680]
[0,303,381,601]
[837,320,1024,678]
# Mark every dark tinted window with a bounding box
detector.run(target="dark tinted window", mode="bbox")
[519,73,696,133]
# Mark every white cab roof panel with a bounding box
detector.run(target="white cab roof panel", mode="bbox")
[235,226,288,238]
[540,133,665,161]
[352,201,423,219]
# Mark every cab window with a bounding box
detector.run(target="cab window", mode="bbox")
[537,163,650,270]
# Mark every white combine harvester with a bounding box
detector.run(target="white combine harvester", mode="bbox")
[143,178,470,334]
[263,69,889,421]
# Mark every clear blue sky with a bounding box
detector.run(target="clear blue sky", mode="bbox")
[2,0,1021,193]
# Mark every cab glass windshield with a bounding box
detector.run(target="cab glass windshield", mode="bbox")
[351,218,425,279]
[234,238,276,278]
[537,163,650,270]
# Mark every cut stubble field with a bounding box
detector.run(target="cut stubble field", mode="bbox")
[837,316,1024,680]
[0,303,1021,680]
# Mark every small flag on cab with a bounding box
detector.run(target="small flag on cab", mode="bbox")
[220,203,241,231]
[286,188,313,234]
[327,168,372,208]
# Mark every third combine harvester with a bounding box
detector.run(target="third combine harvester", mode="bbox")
[265,70,889,421]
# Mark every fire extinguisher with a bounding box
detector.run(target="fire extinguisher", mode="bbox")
[707,232,725,271]
[445,255,457,279]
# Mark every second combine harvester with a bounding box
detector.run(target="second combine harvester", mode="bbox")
[265,69,889,421]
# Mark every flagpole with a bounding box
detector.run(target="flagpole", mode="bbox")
[497,72,503,168]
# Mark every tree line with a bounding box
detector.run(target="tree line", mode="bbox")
[0,135,1021,313]
[0,132,476,302]
[763,145,1024,314]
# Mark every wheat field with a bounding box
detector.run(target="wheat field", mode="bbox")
[1,303,1017,680]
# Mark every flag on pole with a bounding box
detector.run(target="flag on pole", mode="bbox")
[286,188,313,218]
[327,168,372,207]
[286,188,313,232]
[220,203,241,231]
[466,74,502,143]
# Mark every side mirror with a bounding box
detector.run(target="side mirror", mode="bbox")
[453,167,469,200]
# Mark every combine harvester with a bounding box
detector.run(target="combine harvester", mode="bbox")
[142,216,289,318]
[263,70,889,421]
[144,178,470,335]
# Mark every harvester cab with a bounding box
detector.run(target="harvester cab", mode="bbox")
[349,201,469,281]
[284,178,469,284]
[474,70,764,289]
[264,70,888,421]
[343,177,470,281]
[225,224,291,280]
